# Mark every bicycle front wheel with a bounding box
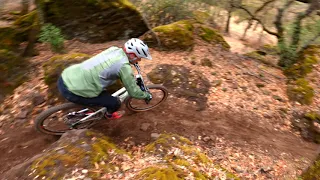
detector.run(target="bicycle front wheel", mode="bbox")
[125,85,168,112]
[34,103,103,135]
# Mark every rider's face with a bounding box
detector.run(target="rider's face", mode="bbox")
[128,53,141,64]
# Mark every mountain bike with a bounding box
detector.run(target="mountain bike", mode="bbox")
[34,63,168,135]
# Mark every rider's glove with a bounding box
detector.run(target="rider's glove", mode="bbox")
[145,93,152,104]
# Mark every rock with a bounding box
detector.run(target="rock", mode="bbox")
[232,166,244,173]
[231,82,239,89]
[33,94,46,106]
[189,136,196,141]
[212,80,222,87]
[236,103,244,108]
[151,133,160,140]
[140,123,151,131]
[3,131,239,179]
[16,110,29,119]
[142,20,230,51]
[38,0,148,43]
[203,136,211,142]
[263,112,273,119]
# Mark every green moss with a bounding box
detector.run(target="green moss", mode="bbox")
[284,45,319,79]
[31,145,87,178]
[13,10,40,42]
[0,27,20,50]
[31,130,130,179]
[192,10,210,24]
[304,112,320,121]
[259,44,279,55]
[284,55,318,79]
[173,159,190,167]
[149,20,194,50]
[287,78,314,105]
[195,152,211,164]
[136,166,185,180]
[301,154,320,180]
[198,26,230,50]
[0,49,28,99]
[14,10,38,27]
[191,169,207,180]
[88,132,129,164]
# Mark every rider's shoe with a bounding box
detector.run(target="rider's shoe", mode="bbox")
[105,110,125,120]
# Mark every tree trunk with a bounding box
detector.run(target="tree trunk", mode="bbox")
[225,10,232,33]
[22,24,40,57]
[241,20,253,39]
[21,0,30,15]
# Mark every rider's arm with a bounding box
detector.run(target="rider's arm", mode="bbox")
[119,64,148,99]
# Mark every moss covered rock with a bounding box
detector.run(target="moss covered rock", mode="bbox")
[0,27,20,50]
[292,111,320,144]
[143,133,239,180]
[13,10,39,42]
[3,131,239,180]
[38,0,148,43]
[284,45,319,79]
[196,25,230,50]
[43,53,91,98]
[301,152,320,179]
[0,49,28,101]
[147,64,211,110]
[0,11,39,51]
[192,10,211,24]
[287,78,314,105]
[142,20,230,51]
[143,20,195,50]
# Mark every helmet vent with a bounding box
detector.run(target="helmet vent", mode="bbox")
[142,49,147,56]
[136,48,141,55]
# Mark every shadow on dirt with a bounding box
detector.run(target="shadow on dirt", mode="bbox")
[147,64,211,111]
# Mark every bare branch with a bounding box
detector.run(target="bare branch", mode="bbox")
[299,32,320,53]
[274,0,295,40]
[237,6,279,37]
[254,0,276,14]
[291,0,319,46]
[241,0,276,39]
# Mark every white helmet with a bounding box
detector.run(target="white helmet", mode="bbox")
[124,38,152,60]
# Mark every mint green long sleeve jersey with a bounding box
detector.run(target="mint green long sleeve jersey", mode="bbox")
[61,46,148,99]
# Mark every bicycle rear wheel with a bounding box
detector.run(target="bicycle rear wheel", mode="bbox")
[125,84,168,112]
[34,103,103,135]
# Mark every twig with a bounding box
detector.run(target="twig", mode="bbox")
[141,14,162,49]
[299,32,320,53]
[237,5,279,37]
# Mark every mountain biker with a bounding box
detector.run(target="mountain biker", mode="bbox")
[57,38,153,120]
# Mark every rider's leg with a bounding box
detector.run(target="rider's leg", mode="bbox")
[57,76,124,119]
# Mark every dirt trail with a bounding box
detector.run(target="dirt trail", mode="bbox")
[223,17,277,54]
[0,39,319,179]
[0,95,318,176]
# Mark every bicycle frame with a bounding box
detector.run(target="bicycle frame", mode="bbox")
[69,63,147,127]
